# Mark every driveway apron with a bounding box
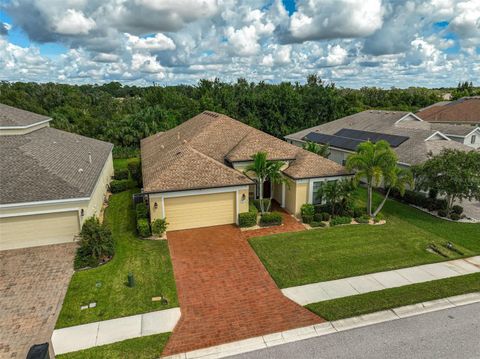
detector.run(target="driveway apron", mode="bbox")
[163,225,322,356]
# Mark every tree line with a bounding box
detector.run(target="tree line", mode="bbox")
[0,76,448,156]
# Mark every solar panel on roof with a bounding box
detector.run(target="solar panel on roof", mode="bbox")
[304,132,364,151]
[334,129,409,147]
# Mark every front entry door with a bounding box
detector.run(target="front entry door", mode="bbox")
[263,180,271,199]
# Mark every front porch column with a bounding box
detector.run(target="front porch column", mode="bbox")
[281,182,286,208]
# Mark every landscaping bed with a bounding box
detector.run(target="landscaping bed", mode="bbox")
[249,189,480,288]
[56,189,178,328]
[306,273,480,321]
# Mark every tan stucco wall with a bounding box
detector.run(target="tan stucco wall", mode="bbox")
[295,182,309,216]
[284,179,297,215]
[83,151,114,222]
[273,182,282,204]
[238,188,249,213]
[149,193,165,221]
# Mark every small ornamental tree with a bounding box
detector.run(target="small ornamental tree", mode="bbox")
[75,217,114,269]
[316,178,356,216]
[303,141,331,158]
[414,149,480,214]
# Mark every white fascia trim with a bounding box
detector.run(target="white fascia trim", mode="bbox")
[0,197,90,209]
[395,113,423,124]
[424,131,451,141]
[0,207,80,219]
[444,134,465,138]
[0,118,51,130]
[154,186,249,199]
[397,161,411,167]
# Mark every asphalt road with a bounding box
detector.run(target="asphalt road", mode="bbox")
[232,303,480,359]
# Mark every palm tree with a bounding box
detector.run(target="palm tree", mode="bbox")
[303,141,330,158]
[346,140,413,217]
[244,152,287,213]
[316,178,356,215]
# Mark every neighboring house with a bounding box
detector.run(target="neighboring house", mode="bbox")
[285,110,477,169]
[141,111,349,231]
[416,96,480,126]
[0,104,114,250]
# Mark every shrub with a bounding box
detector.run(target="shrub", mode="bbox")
[450,213,461,221]
[302,215,314,224]
[310,221,326,228]
[330,216,352,226]
[301,203,315,216]
[253,198,271,212]
[428,188,438,199]
[137,218,151,237]
[260,212,283,226]
[74,217,114,270]
[249,202,259,215]
[374,213,385,223]
[425,198,438,212]
[114,168,129,180]
[136,202,148,220]
[452,205,463,215]
[437,209,448,217]
[355,215,370,224]
[435,199,448,211]
[151,218,168,236]
[320,212,331,221]
[239,211,257,227]
[109,179,135,193]
[403,190,427,207]
[353,206,366,218]
[127,158,142,184]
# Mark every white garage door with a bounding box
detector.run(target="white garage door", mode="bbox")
[164,192,236,231]
[0,211,80,250]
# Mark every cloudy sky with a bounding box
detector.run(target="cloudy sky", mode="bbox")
[1,0,479,88]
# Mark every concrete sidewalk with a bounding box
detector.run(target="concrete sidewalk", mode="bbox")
[282,256,480,305]
[51,307,181,355]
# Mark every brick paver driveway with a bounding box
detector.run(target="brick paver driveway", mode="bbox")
[0,243,75,358]
[163,225,322,356]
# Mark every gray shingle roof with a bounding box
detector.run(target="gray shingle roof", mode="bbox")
[286,110,474,166]
[0,127,113,204]
[0,103,51,127]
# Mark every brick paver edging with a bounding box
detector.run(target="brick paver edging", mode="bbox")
[282,256,480,305]
[162,292,480,359]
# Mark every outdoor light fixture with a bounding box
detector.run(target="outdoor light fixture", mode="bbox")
[80,209,85,217]
[154,202,158,209]
[241,194,246,202]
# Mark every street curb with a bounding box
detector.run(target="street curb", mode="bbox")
[162,292,480,359]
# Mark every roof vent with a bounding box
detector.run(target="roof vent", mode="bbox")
[183,139,187,144]
[88,152,92,164]
[160,144,165,149]
[78,168,83,173]
[177,132,180,140]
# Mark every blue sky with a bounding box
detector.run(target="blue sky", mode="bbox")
[1,0,479,87]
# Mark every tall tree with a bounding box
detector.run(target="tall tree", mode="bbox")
[414,149,480,213]
[346,140,413,217]
[244,152,287,213]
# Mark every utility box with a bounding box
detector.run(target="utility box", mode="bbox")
[26,343,50,359]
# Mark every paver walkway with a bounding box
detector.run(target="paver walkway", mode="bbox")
[51,308,181,355]
[163,225,322,356]
[282,256,480,305]
[0,243,75,359]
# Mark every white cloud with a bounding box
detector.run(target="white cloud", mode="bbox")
[324,44,349,66]
[54,9,96,35]
[288,0,384,41]
[126,33,176,52]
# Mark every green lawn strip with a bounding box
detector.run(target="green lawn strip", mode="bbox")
[250,189,479,289]
[56,333,170,359]
[113,158,129,172]
[306,273,480,321]
[56,190,178,328]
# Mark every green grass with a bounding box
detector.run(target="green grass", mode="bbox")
[113,158,130,172]
[250,190,480,288]
[306,273,480,321]
[56,190,178,328]
[56,333,170,359]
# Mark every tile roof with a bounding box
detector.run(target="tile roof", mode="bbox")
[286,110,475,165]
[416,97,480,124]
[0,127,113,204]
[141,111,348,193]
[0,103,51,127]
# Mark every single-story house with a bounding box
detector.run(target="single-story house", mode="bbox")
[285,110,478,168]
[416,96,480,126]
[0,104,114,250]
[140,111,349,231]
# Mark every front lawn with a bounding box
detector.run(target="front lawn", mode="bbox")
[56,333,170,359]
[250,190,480,288]
[307,272,480,321]
[56,189,178,328]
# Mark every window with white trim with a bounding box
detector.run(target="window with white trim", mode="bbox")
[471,135,476,144]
